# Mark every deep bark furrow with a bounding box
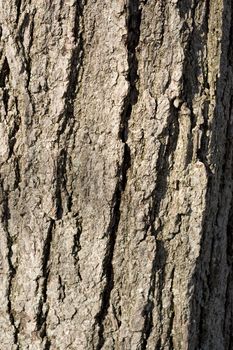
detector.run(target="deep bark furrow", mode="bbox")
[54,1,86,227]
[148,104,180,233]
[139,101,179,346]
[36,219,55,342]
[191,4,233,346]
[8,111,21,159]
[140,248,159,349]
[53,0,86,214]
[71,216,83,280]
[1,185,19,347]
[15,0,22,24]
[167,268,175,350]
[0,57,10,87]
[16,12,35,93]
[58,1,85,138]
[26,12,35,89]
[94,143,131,349]
[0,57,10,114]
[138,99,180,348]
[197,1,210,168]
[225,199,233,348]
[179,0,199,132]
[55,149,67,219]
[94,2,143,347]
[224,95,233,348]
[119,0,141,143]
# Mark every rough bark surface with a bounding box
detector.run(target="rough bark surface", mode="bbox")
[0,0,233,349]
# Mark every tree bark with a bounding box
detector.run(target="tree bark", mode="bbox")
[0,0,232,349]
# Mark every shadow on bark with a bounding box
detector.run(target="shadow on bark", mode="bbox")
[180,0,233,348]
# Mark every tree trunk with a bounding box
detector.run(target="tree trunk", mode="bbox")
[0,0,232,349]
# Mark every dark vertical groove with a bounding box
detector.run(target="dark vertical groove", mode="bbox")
[8,113,21,159]
[119,0,141,143]
[147,103,180,234]
[55,149,67,219]
[227,0,233,68]
[26,12,35,89]
[140,241,167,350]
[197,114,233,348]
[188,1,233,348]
[55,1,86,224]
[58,0,85,137]
[55,148,75,218]
[15,11,36,118]
[0,57,10,114]
[12,97,21,191]
[178,0,211,167]
[15,0,22,24]
[1,183,19,348]
[196,0,210,168]
[58,275,66,302]
[44,339,51,350]
[223,92,233,348]
[36,219,55,344]
[94,144,131,350]
[71,216,83,280]
[13,157,21,191]
[179,0,199,112]
[139,99,180,349]
[94,1,142,348]
[203,0,210,91]
[17,10,36,94]
[225,193,233,349]
[167,268,175,350]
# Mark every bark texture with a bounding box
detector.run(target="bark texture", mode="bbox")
[0,0,233,349]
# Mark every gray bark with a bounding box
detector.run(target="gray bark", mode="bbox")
[0,0,232,349]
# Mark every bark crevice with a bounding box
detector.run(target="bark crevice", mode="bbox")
[71,215,83,280]
[0,57,10,115]
[1,184,19,348]
[94,1,143,348]
[57,1,85,138]
[188,2,233,347]
[36,219,55,345]
[94,144,131,349]
[15,0,22,24]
